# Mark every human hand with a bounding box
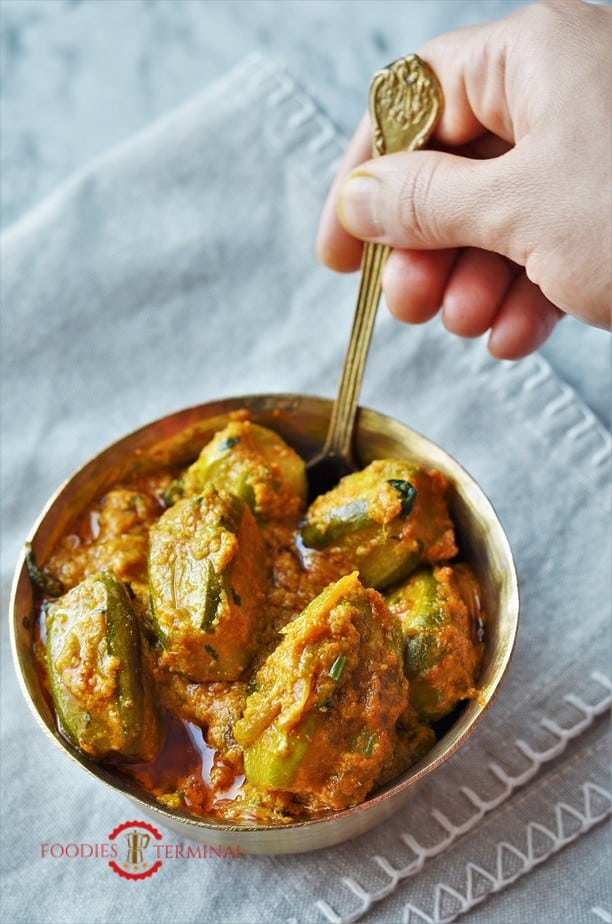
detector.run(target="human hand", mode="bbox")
[317,0,611,359]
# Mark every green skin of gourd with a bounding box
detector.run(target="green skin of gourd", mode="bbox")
[300,461,455,590]
[242,713,320,790]
[182,421,307,519]
[386,566,483,722]
[234,572,412,809]
[46,570,163,762]
[148,488,267,682]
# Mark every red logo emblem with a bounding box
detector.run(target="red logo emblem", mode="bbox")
[108,820,163,880]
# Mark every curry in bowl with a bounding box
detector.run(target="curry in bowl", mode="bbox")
[27,410,486,824]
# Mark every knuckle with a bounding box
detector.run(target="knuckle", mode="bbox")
[396,161,441,244]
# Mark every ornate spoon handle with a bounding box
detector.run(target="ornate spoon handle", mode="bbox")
[315,55,443,475]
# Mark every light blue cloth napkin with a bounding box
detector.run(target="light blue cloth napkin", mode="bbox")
[1,55,610,924]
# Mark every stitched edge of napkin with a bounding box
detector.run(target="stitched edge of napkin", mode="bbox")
[312,672,611,924]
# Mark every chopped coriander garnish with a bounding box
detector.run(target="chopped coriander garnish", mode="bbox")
[328,654,347,681]
[387,479,417,518]
[363,733,376,756]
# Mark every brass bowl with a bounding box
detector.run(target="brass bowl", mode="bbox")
[10,394,519,854]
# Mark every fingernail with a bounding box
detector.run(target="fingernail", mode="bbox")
[337,172,383,238]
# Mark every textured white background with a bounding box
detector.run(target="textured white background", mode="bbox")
[1,0,610,425]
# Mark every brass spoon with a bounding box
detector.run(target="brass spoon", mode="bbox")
[307,54,443,498]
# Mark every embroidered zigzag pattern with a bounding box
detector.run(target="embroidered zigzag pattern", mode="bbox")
[314,672,611,924]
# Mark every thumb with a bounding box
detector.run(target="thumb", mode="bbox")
[336,148,529,264]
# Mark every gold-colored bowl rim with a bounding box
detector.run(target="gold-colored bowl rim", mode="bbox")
[10,393,519,854]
